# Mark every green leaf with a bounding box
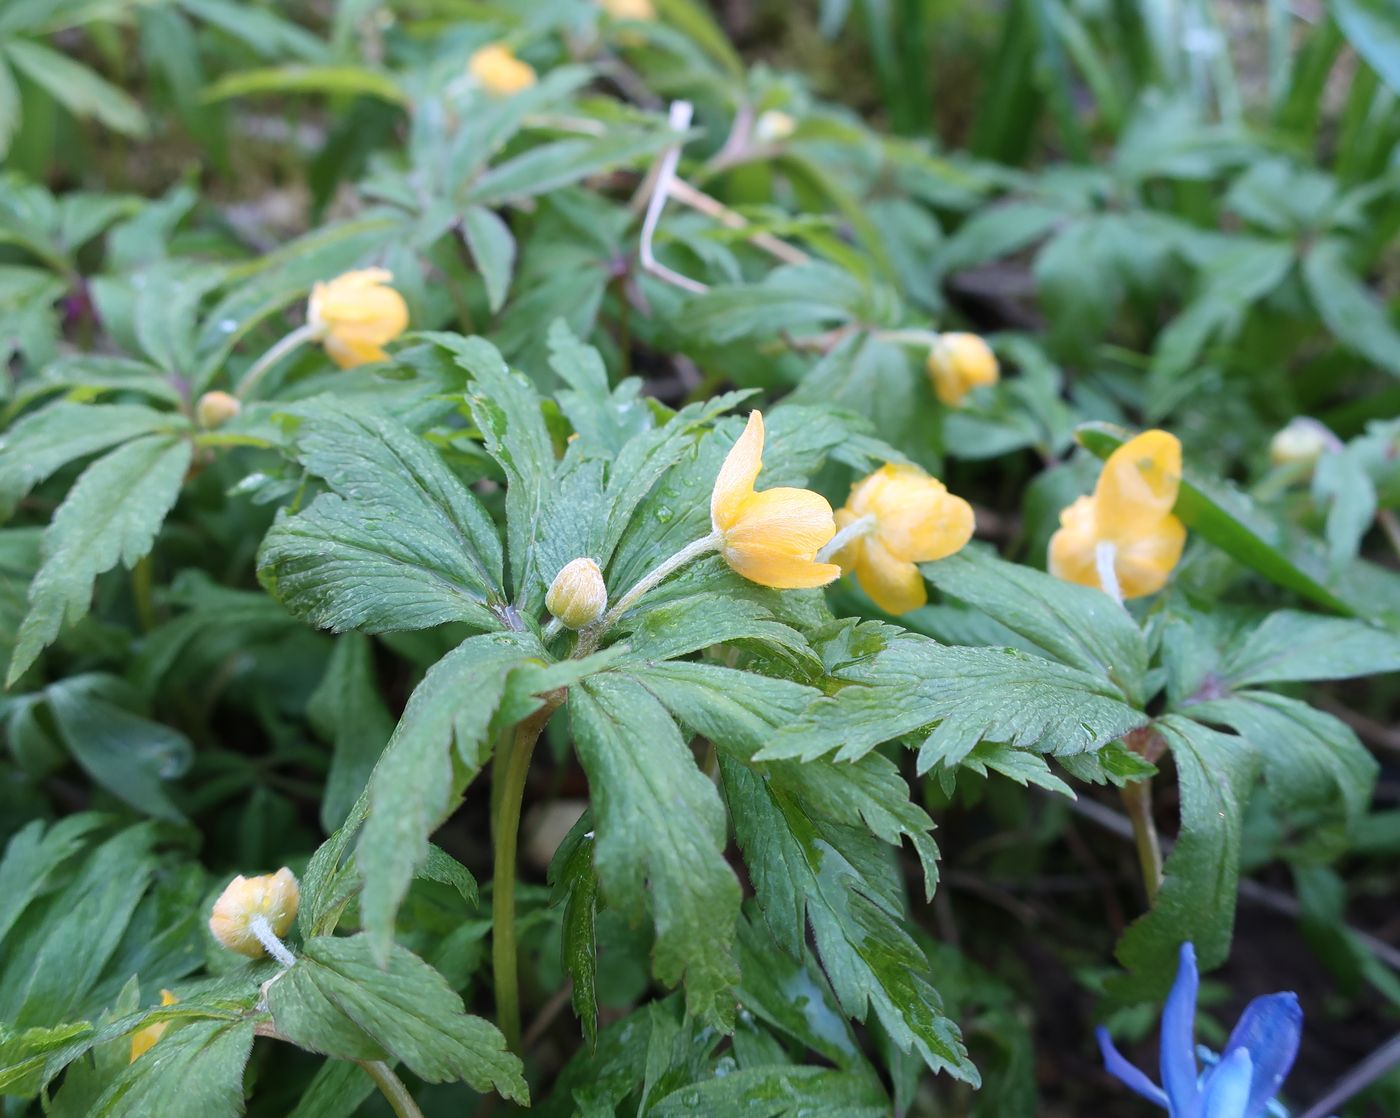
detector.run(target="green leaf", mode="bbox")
[722,758,978,1084]
[447,338,555,609]
[461,206,516,314]
[1313,444,1377,568]
[611,594,818,671]
[267,934,526,1103]
[679,263,865,346]
[471,129,679,207]
[257,403,505,635]
[9,435,192,685]
[923,548,1149,704]
[0,401,176,521]
[649,1065,888,1117]
[42,674,192,821]
[178,0,328,62]
[1076,423,1361,617]
[1109,715,1260,1002]
[0,57,18,161]
[0,814,107,948]
[547,814,599,1047]
[286,1059,375,1118]
[1302,237,1400,377]
[1218,609,1400,686]
[202,65,406,106]
[308,634,394,832]
[1332,0,1400,95]
[357,630,544,960]
[3,40,147,137]
[1188,692,1376,830]
[87,1020,254,1118]
[758,621,1144,771]
[568,673,741,1030]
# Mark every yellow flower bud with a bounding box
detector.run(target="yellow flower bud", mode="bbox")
[1048,430,1186,600]
[711,411,840,589]
[129,990,178,1063]
[1269,418,1332,469]
[601,0,656,18]
[208,867,299,959]
[306,268,409,369]
[833,464,975,614]
[927,333,999,407]
[754,109,796,144]
[546,558,608,629]
[468,44,537,97]
[195,390,241,429]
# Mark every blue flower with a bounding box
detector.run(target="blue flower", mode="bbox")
[1098,943,1304,1118]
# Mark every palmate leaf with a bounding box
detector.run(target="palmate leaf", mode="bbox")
[257,402,506,635]
[0,401,176,520]
[1217,609,1400,687]
[1109,715,1260,1003]
[308,633,394,832]
[267,934,526,1104]
[547,815,599,1047]
[723,758,978,1085]
[648,1065,888,1117]
[2,39,147,138]
[758,620,1144,771]
[568,673,741,1030]
[923,548,1149,703]
[8,434,192,685]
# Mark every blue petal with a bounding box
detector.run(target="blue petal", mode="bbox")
[1201,1048,1254,1118]
[1162,943,1203,1116]
[1098,1026,1170,1109]
[1220,992,1302,1117]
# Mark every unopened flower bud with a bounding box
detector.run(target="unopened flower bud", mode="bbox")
[546,558,608,629]
[755,109,796,144]
[468,43,537,97]
[601,0,656,18]
[1270,418,1333,469]
[208,867,299,958]
[129,990,177,1062]
[926,332,999,407]
[196,390,241,429]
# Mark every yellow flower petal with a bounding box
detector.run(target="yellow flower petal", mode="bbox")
[208,867,300,958]
[722,541,841,589]
[724,487,836,556]
[711,411,765,533]
[468,44,537,96]
[848,464,974,563]
[323,335,390,369]
[853,537,927,614]
[129,990,178,1063]
[1047,495,1098,588]
[307,269,408,368]
[1095,430,1181,540]
[927,333,999,407]
[1115,515,1187,598]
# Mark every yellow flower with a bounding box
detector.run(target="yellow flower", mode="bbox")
[711,411,840,589]
[195,390,240,429]
[208,867,300,958]
[601,0,656,18]
[307,268,409,369]
[832,464,975,614]
[1048,430,1186,600]
[547,557,608,629]
[129,990,177,1063]
[927,333,999,407]
[468,44,537,97]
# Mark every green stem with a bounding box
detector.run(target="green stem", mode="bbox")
[492,696,564,1054]
[132,554,156,632]
[236,324,317,401]
[357,1060,425,1118]
[1121,780,1162,904]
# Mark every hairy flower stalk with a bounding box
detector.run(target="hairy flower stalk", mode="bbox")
[208,867,299,966]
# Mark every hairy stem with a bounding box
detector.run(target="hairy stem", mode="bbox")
[236,324,317,400]
[1120,780,1162,904]
[492,695,565,1053]
[357,1060,425,1118]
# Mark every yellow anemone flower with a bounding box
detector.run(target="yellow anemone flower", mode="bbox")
[1048,430,1186,600]
[927,333,999,407]
[833,464,975,614]
[307,268,409,369]
[129,990,177,1063]
[468,44,537,97]
[208,867,300,958]
[711,412,840,589]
